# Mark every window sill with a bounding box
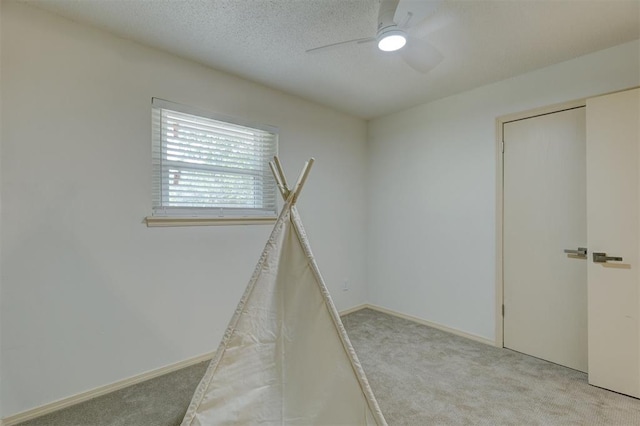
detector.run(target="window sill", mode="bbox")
[145,216,277,227]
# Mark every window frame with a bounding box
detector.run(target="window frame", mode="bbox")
[146,98,279,227]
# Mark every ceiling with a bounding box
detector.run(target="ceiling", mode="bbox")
[23,0,640,119]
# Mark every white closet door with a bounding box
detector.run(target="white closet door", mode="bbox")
[587,88,640,398]
[503,107,587,372]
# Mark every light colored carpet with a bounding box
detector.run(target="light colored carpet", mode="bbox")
[343,308,640,425]
[16,308,640,425]
[15,361,209,426]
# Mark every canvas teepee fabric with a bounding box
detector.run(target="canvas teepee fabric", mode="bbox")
[181,159,387,426]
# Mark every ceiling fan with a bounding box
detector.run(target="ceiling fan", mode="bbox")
[306,0,444,73]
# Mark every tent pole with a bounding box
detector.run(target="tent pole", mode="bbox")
[291,158,315,204]
[269,161,289,199]
[273,156,290,191]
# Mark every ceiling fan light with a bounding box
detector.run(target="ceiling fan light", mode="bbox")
[377,30,407,52]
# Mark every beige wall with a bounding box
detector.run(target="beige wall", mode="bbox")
[0,2,369,417]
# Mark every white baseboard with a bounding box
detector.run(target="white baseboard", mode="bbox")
[3,303,492,425]
[338,303,369,316]
[357,303,496,346]
[1,351,215,426]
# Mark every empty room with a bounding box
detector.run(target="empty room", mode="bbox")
[1,0,640,425]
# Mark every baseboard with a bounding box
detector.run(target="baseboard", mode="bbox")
[361,303,495,346]
[338,303,369,316]
[3,303,491,425]
[1,351,215,426]
[3,303,362,424]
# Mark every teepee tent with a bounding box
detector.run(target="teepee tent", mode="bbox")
[181,158,387,426]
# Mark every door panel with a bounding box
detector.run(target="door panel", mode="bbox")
[587,88,640,397]
[503,107,587,372]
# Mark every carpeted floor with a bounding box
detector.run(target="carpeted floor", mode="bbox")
[17,308,640,425]
[343,309,640,425]
[15,359,209,426]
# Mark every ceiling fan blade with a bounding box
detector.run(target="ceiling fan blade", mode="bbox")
[400,35,443,73]
[306,37,376,54]
[357,38,377,45]
[394,0,443,29]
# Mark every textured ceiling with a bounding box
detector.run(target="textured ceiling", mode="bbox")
[23,0,640,119]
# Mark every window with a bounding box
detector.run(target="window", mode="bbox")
[150,98,278,225]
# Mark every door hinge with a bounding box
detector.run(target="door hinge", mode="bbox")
[501,141,505,153]
[502,304,505,316]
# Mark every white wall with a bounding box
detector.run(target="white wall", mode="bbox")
[3,0,639,419]
[0,1,3,421]
[367,40,640,342]
[0,2,368,417]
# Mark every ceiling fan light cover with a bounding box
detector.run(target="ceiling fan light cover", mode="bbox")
[377,29,407,52]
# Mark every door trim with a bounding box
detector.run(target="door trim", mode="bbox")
[495,99,586,347]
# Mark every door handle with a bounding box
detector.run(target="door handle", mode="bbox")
[592,252,623,263]
[564,247,588,257]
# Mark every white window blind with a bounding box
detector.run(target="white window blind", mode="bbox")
[152,98,278,218]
